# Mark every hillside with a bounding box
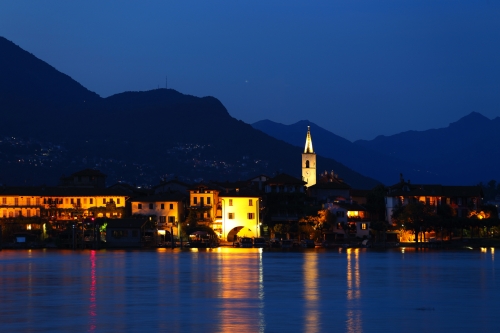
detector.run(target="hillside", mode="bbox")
[354,112,500,185]
[252,120,435,185]
[0,36,380,189]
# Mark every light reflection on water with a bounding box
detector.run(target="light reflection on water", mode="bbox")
[0,248,498,333]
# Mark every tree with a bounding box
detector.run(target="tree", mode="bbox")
[392,201,433,246]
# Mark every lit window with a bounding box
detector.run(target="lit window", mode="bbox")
[361,223,367,230]
[168,216,175,223]
[228,213,234,219]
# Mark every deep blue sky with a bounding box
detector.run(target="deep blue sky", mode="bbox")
[1,1,499,141]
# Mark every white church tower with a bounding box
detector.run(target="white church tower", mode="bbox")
[302,126,316,187]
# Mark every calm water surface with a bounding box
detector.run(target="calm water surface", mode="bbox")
[0,248,498,333]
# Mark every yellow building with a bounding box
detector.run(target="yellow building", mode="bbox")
[217,189,261,241]
[189,183,220,227]
[130,193,185,236]
[0,186,129,229]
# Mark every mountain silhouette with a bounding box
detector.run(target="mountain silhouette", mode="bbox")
[252,119,434,185]
[0,36,379,189]
[354,111,500,185]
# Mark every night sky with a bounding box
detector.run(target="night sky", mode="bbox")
[1,1,499,141]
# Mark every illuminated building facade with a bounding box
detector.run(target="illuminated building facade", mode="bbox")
[130,192,185,236]
[0,186,129,231]
[189,183,220,227]
[324,201,371,239]
[385,175,483,224]
[302,126,316,187]
[217,189,261,241]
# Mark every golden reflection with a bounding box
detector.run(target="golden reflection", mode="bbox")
[303,253,320,333]
[346,248,362,333]
[481,247,487,253]
[216,249,264,333]
[88,250,97,332]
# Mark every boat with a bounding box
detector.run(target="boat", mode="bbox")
[300,239,316,248]
[239,237,253,248]
[253,237,266,248]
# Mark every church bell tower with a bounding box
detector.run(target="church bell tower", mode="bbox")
[302,126,316,187]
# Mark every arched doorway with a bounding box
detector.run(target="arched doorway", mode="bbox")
[226,226,243,242]
[226,226,257,242]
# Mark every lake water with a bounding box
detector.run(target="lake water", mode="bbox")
[0,247,498,333]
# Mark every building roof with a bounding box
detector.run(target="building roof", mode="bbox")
[304,126,314,154]
[153,179,191,189]
[130,192,186,203]
[309,181,351,190]
[328,201,367,211]
[387,182,483,197]
[218,188,261,198]
[265,173,306,186]
[0,186,130,197]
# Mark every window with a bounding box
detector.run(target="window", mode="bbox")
[169,204,173,209]
[103,198,106,204]
[2,210,6,217]
[90,198,93,205]
[77,198,81,205]
[228,213,235,219]
[200,197,204,206]
[15,198,18,206]
[71,199,74,204]
[361,223,367,230]
[27,210,31,217]
[168,216,175,223]
[2,198,5,204]
[305,160,310,168]
[336,211,345,217]
[159,216,166,223]
[161,203,165,210]
[117,198,121,205]
[27,198,31,206]
[194,197,198,205]
[248,213,255,219]
[249,199,253,206]
[149,203,154,209]
[229,199,233,206]
[207,197,211,205]
[138,203,142,209]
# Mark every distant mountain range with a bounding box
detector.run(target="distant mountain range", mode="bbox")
[0,36,379,189]
[253,112,500,186]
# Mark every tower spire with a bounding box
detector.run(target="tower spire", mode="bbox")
[304,125,314,153]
